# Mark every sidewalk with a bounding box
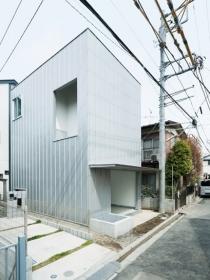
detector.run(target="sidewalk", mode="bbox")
[33,243,116,280]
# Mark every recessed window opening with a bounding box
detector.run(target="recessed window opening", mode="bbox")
[55,79,77,140]
[13,97,22,119]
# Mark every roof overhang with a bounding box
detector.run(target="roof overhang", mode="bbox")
[89,164,159,172]
[0,79,18,85]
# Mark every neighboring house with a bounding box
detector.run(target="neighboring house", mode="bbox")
[141,120,187,194]
[0,80,17,200]
[203,155,210,178]
[10,29,141,227]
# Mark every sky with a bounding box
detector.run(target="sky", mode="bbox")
[0,0,210,154]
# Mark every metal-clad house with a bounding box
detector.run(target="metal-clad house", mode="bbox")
[10,29,141,226]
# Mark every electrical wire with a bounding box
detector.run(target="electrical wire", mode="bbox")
[134,0,184,71]
[163,0,210,105]
[109,0,159,69]
[70,0,194,121]
[195,126,210,154]
[109,0,189,122]
[0,0,23,48]
[196,69,210,111]
[134,0,198,118]
[136,0,210,151]
[0,0,44,73]
[64,0,194,123]
[69,0,209,152]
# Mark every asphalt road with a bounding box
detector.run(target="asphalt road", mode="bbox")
[115,199,210,280]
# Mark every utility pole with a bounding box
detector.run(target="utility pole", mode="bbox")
[159,15,166,213]
[157,2,197,213]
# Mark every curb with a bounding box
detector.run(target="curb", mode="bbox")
[117,212,183,262]
[81,212,183,280]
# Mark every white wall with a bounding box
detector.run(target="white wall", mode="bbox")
[111,170,136,208]
[203,161,210,175]
[89,169,111,216]
[0,84,9,177]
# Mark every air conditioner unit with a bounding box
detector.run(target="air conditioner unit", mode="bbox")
[151,154,158,161]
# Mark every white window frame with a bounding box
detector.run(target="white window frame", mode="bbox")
[13,96,22,120]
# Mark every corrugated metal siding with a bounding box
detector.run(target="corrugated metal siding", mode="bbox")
[11,32,89,225]
[11,29,141,225]
[86,31,141,216]
[87,32,141,167]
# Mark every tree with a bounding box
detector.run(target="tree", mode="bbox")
[186,135,202,185]
[166,140,192,187]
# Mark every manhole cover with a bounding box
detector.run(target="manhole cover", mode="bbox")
[50,274,58,279]
[63,270,74,277]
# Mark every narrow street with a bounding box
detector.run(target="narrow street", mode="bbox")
[115,199,210,280]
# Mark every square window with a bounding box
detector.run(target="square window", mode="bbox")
[54,79,77,140]
[143,139,152,149]
[13,97,22,119]
[143,150,153,160]
[153,138,159,149]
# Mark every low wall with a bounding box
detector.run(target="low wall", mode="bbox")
[141,197,159,211]
[142,197,175,213]
[90,212,133,238]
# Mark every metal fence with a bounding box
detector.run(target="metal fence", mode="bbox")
[0,192,27,280]
[0,236,26,280]
[0,243,17,280]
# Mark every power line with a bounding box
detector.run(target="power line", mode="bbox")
[109,0,159,69]
[196,69,210,112]
[166,0,195,65]
[72,0,194,121]
[109,0,187,122]
[195,126,210,154]
[136,0,210,152]
[64,0,193,121]
[134,0,198,118]
[64,0,131,54]
[134,0,184,71]
[0,0,23,48]
[162,0,210,104]
[153,0,210,154]
[165,1,210,151]
[0,0,44,73]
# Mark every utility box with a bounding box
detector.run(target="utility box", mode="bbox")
[14,188,27,209]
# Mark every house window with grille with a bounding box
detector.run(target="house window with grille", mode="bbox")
[143,150,153,160]
[143,139,152,149]
[153,138,159,149]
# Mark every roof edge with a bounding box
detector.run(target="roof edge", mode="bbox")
[12,28,141,90]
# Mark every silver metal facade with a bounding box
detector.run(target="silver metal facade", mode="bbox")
[11,31,89,225]
[10,29,141,225]
[86,32,141,216]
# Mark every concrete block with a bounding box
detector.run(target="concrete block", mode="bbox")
[90,212,133,238]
